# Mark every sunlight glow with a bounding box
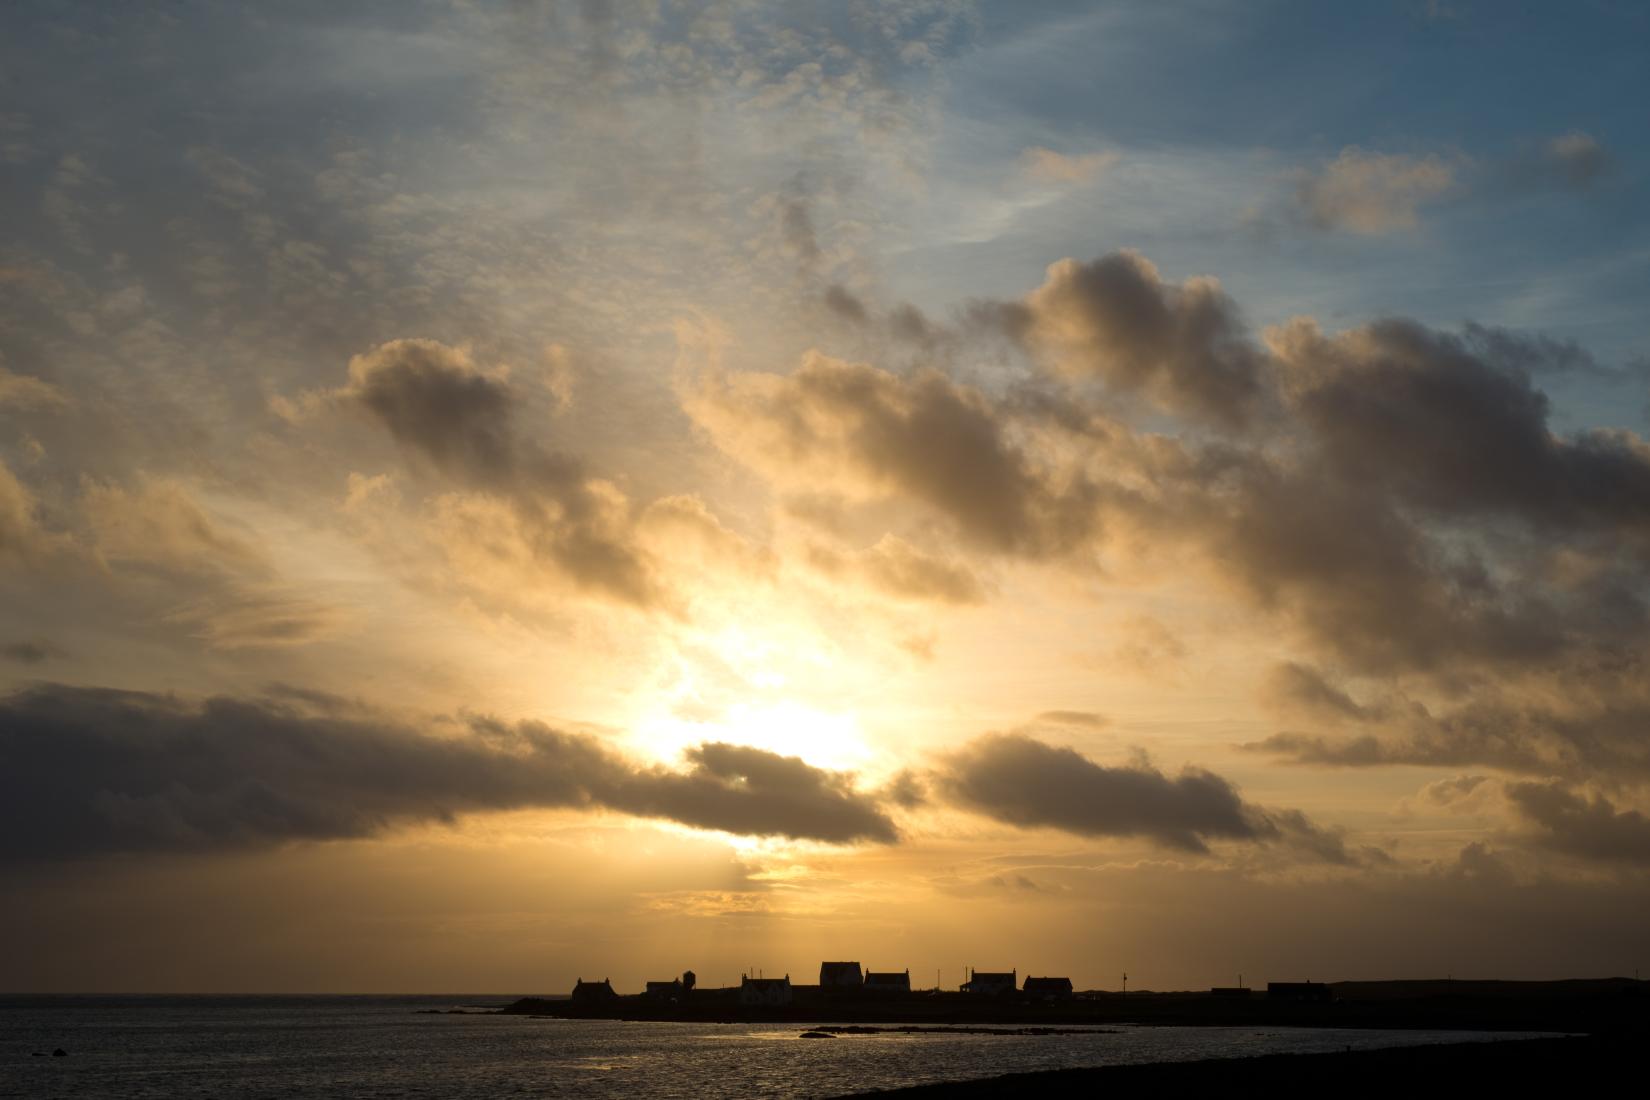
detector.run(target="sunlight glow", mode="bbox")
[634,699,875,773]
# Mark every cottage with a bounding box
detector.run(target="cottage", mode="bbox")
[863,970,912,994]
[819,961,864,987]
[570,978,618,1004]
[740,975,794,1006]
[961,968,1016,995]
[644,979,683,1001]
[1267,981,1333,1002]
[1022,976,1074,1000]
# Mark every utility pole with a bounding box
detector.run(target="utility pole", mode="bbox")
[1122,972,1128,995]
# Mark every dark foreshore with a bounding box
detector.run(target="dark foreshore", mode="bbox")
[834,1034,1636,1097]
[498,977,1647,1035]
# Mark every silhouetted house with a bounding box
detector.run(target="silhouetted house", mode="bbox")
[1211,986,1252,998]
[1268,981,1333,1003]
[863,970,912,994]
[820,961,864,987]
[644,979,683,1001]
[962,969,1016,995]
[1023,976,1074,1000]
[740,975,793,1006]
[570,978,618,1004]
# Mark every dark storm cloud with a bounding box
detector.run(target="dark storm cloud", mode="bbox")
[620,741,898,845]
[1119,310,1650,677]
[1192,455,1573,673]
[935,733,1351,861]
[1505,780,1650,865]
[0,683,898,862]
[1274,317,1650,531]
[332,339,661,607]
[1017,251,1267,428]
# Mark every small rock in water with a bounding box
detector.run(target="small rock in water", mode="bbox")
[52,1048,68,1057]
[799,1031,836,1039]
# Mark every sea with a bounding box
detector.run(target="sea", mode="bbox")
[0,995,1553,1099]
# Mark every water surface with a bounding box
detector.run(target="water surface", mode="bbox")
[0,995,1554,1099]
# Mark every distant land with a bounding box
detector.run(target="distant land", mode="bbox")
[500,976,1648,1035]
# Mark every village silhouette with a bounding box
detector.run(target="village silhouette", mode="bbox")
[502,963,1645,1033]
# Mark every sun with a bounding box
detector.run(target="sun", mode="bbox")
[633,699,874,773]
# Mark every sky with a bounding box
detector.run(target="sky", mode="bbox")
[3,0,1649,994]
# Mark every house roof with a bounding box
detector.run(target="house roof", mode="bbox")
[741,976,791,988]
[864,971,909,982]
[1023,976,1073,991]
[571,978,617,998]
[968,971,1015,981]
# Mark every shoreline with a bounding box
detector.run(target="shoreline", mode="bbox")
[833,1035,1629,1097]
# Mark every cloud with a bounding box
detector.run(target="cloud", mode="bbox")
[0,682,899,862]
[324,339,664,607]
[1408,773,1650,868]
[0,458,71,566]
[1503,781,1650,865]
[82,477,269,577]
[1538,131,1610,189]
[1020,146,1118,185]
[0,365,68,409]
[822,284,870,324]
[1259,661,1381,724]
[1272,316,1650,531]
[1293,147,1457,234]
[1,639,60,664]
[341,339,521,486]
[1108,615,1187,677]
[1017,250,1267,428]
[1458,322,1604,377]
[1032,710,1110,730]
[684,351,1102,556]
[623,741,899,846]
[696,251,1650,709]
[1246,680,1650,782]
[809,533,986,604]
[164,585,354,650]
[935,732,1350,860]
